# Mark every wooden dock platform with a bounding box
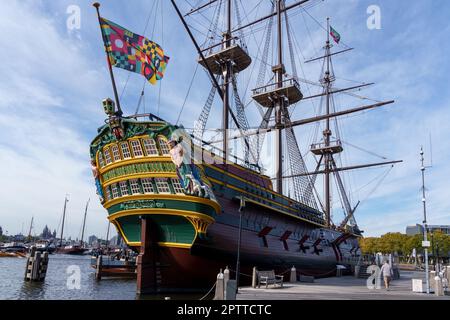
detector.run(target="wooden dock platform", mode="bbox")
[237,271,450,300]
[91,256,136,280]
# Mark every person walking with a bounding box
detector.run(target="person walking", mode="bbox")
[380,260,393,290]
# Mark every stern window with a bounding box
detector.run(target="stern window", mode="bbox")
[130,179,141,195]
[142,178,154,194]
[158,137,171,156]
[120,142,132,159]
[105,187,112,201]
[142,138,159,156]
[155,178,170,194]
[171,179,185,194]
[131,140,144,158]
[98,152,105,168]
[119,181,129,196]
[104,148,112,165]
[111,145,121,162]
[111,184,119,199]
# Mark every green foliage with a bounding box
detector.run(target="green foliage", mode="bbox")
[359,232,450,257]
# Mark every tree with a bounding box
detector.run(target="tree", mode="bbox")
[358,232,450,262]
[430,231,450,259]
[359,237,381,254]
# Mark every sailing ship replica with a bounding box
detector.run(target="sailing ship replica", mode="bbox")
[55,197,89,255]
[89,1,401,292]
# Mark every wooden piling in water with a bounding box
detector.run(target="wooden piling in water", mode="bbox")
[95,255,103,281]
[24,246,49,282]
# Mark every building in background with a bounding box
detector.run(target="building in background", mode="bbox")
[406,224,450,236]
[88,235,98,246]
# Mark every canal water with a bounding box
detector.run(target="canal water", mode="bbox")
[0,255,203,300]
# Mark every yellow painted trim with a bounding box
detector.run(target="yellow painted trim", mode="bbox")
[103,173,178,187]
[127,242,192,249]
[108,208,215,224]
[208,176,290,211]
[104,193,221,214]
[205,163,273,193]
[192,144,270,175]
[99,156,172,174]
[244,198,326,228]
[206,163,307,205]
[209,177,325,227]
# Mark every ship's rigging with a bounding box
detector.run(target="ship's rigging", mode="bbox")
[124,0,403,232]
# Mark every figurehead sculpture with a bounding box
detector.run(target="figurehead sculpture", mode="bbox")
[167,129,215,200]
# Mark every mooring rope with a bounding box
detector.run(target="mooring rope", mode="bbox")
[199,282,216,301]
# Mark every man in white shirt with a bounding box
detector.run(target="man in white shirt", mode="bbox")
[380,261,393,290]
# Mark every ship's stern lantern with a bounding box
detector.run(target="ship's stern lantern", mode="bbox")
[102,98,116,116]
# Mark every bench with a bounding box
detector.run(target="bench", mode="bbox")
[257,270,284,288]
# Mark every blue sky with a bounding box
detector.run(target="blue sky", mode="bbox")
[0,0,448,239]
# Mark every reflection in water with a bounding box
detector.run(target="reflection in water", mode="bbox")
[0,255,207,300]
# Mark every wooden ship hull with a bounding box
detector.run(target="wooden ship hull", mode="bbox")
[90,119,361,292]
[55,246,88,255]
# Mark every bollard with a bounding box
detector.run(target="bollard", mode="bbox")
[251,267,257,288]
[354,265,360,278]
[213,269,224,300]
[429,271,436,292]
[412,279,424,293]
[435,276,444,296]
[223,266,230,297]
[290,266,297,283]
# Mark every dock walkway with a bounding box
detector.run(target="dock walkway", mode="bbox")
[237,271,450,300]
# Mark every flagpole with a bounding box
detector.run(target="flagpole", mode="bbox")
[93,2,123,116]
[327,17,330,43]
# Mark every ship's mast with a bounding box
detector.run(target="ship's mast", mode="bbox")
[80,198,90,248]
[27,216,34,241]
[222,0,232,161]
[274,0,285,194]
[59,195,69,248]
[324,17,332,226]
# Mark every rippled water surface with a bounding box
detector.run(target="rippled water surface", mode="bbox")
[0,255,203,300]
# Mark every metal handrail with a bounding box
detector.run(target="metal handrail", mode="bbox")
[252,78,300,95]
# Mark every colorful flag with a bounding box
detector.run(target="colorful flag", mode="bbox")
[330,26,341,44]
[100,17,169,85]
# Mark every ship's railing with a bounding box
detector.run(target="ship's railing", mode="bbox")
[310,139,343,150]
[252,78,300,96]
[201,37,249,56]
[190,134,262,172]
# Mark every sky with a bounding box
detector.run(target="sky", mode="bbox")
[0,0,449,239]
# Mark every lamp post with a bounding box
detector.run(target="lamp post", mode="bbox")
[420,147,430,294]
[235,196,245,293]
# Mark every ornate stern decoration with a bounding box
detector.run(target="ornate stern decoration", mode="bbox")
[89,99,221,246]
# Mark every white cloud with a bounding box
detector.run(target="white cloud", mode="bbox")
[0,0,448,240]
[0,1,113,239]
